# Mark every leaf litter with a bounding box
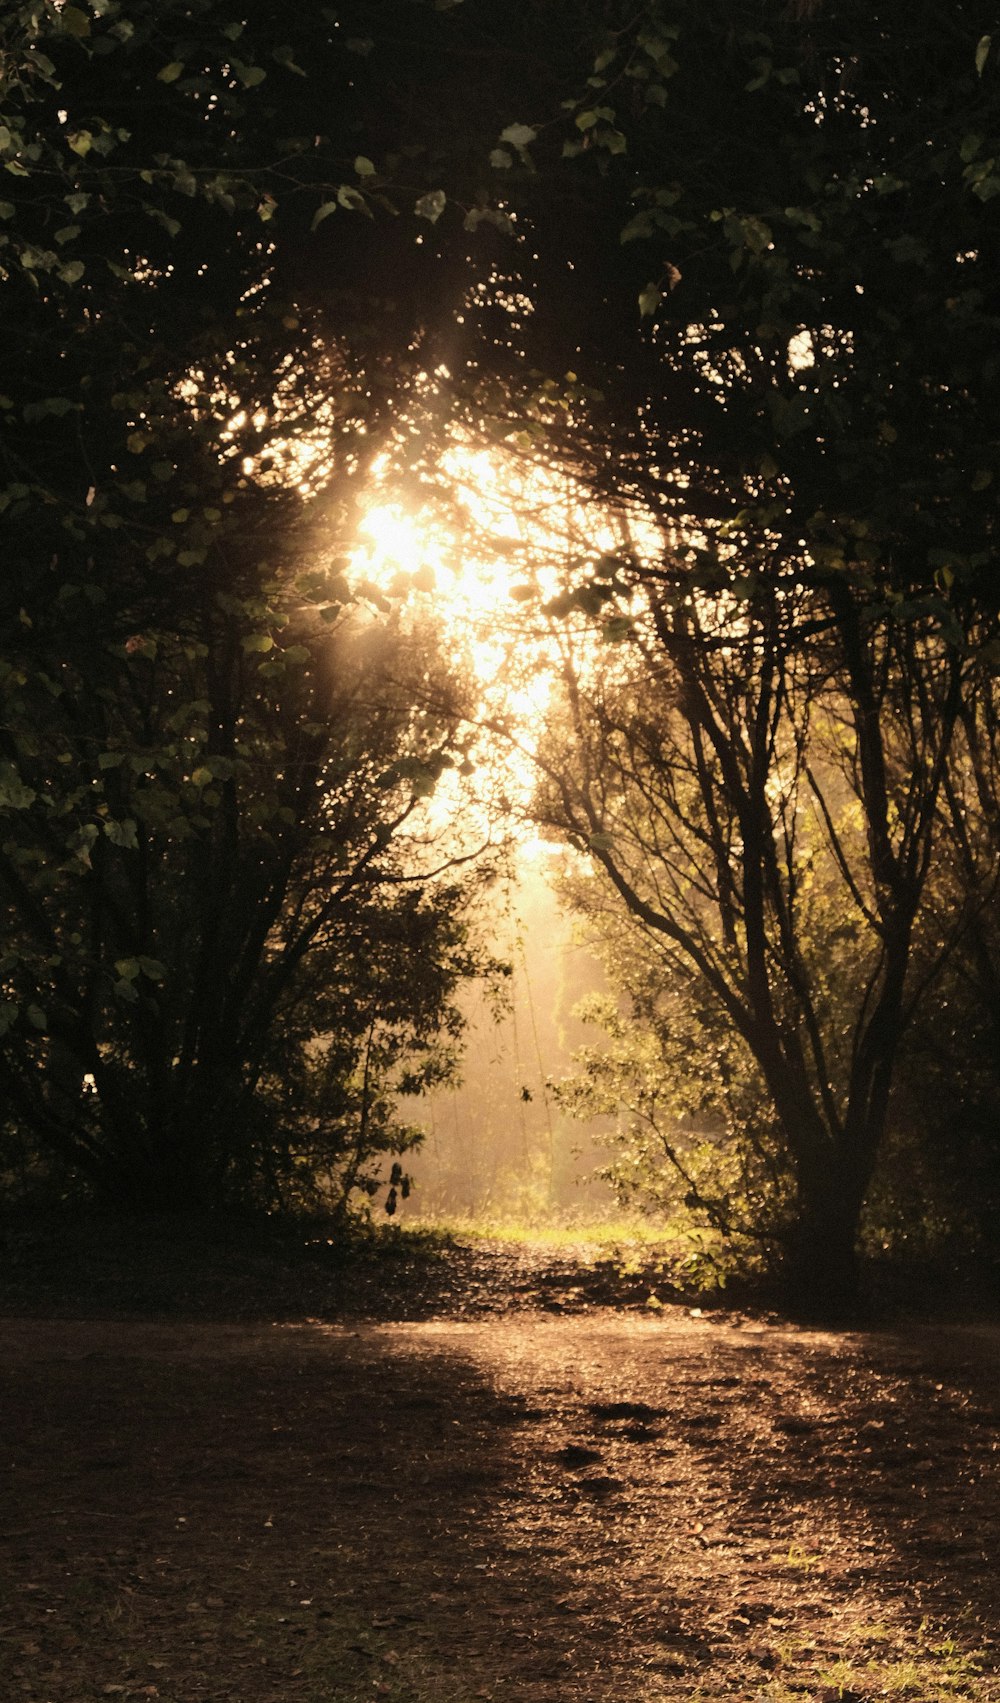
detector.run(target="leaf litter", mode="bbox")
[1,1229,999,1701]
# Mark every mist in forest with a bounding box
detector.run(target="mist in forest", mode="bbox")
[401,854,619,1224]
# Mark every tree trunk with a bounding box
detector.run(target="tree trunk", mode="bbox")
[785,1157,867,1318]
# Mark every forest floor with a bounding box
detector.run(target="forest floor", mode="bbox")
[1,1220,999,1703]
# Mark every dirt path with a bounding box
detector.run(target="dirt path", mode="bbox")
[2,1304,999,1703]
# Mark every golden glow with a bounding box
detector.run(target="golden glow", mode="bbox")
[347,440,655,854]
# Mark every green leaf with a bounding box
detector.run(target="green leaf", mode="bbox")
[54,224,80,245]
[104,818,139,849]
[499,123,537,148]
[137,957,166,982]
[311,200,337,231]
[415,189,446,223]
[60,6,91,37]
[976,34,992,76]
[0,201,15,221]
[354,155,376,176]
[336,184,368,213]
[190,766,213,788]
[272,44,307,75]
[232,61,267,88]
[157,61,185,83]
[638,284,662,317]
[242,633,274,653]
[490,148,513,169]
[26,1004,47,1032]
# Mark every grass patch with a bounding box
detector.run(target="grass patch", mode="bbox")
[692,1620,994,1703]
[401,1208,689,1255]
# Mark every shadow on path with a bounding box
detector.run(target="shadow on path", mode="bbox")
[2,1311,999,1702]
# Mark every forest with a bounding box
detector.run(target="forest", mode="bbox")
[1,0,999,1322]
[4,10,1000,1703]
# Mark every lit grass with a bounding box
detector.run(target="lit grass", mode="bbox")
[400,1207,693,1254]
[683,1620,995,1703]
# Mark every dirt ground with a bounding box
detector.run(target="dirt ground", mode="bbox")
[2,1230,999,1703]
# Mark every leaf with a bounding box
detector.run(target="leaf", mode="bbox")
[463,206,513,235]
[499,123,537,148]
[60,6,91,37]
[272,44,307,75]
[54,224,80,245]
[489,148,513,169]
[336,184,368,213]
[26,1005,47,1032]
[311,200,337,231]
[190,767,213,788]
[976,34,992,76]
[415,189,446,223]
[157,61,185,83]
[638,284,662,317]
[232,61,267,88]
[58,261,85,284]
[354,155,376,176]
[104,818,139,849]
[242,633,274,653]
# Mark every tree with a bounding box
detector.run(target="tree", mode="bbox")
[0,0,521,1213]
[439,0,1000,1305]
[531,554,965,1309]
